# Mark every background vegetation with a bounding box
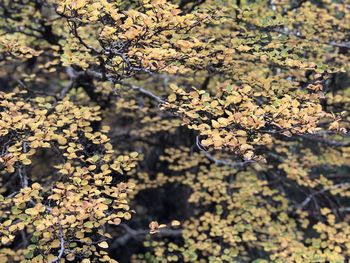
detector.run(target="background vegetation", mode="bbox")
[0,0,349,262]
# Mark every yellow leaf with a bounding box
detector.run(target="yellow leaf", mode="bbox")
[57,136,68,145]
[237,45,251,52]
[98,241,109,248]
[130,152,138,158]
[72,0,86,9]
[22,158,32,165]
[226,94,242,105]
[168,94,177,102]
[211,120,221,128]
[76,231,84,239]
[66,254,75,261]
[171,220,181,227]
[218,117,229,126]
[84,222,94,228]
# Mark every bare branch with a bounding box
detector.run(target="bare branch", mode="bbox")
[121,83,166,104]
[111,224,182,248]
[298,183,350,209]
[18,142,29,187]
[81,68,165,103]
[49,218,65,263]
[196,136,254,168]
[300,134,350,147]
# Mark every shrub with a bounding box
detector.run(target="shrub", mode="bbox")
[0,0,349,262]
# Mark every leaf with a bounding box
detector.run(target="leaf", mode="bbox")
[98,241,109,248]
[171,220,181,227]
[226,94,242,105]
[72,0,86,9]
[84,222,94,228]
[57,136,68,145]
[22,158,32,165]
[168,94,177,102]
[130,152,139,158]
[149,221,159,234]
[66,254,75,261]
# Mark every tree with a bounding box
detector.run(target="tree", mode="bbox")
[0,0,349,262]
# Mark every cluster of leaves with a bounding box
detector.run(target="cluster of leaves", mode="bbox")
[165,82,328,160]
[132,144,350,262]
[0,0,349,262]
[0,92,139,262]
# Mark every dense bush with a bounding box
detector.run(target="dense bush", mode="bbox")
[0,0,349,262]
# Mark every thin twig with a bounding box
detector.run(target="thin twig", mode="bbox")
[49,218,65,263]
[298,183,350,209]
[195,136,254,168]
[122,83,165,104]
[300,134,350,147]
[111,224,182,248]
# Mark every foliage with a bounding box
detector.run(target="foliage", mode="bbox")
[0,0,349,262]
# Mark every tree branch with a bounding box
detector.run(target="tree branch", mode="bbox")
[297,183,350,209]
[111,224,182,248]
[300,134,350,147]
[49,218,65,263]
[196,136,254,168]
